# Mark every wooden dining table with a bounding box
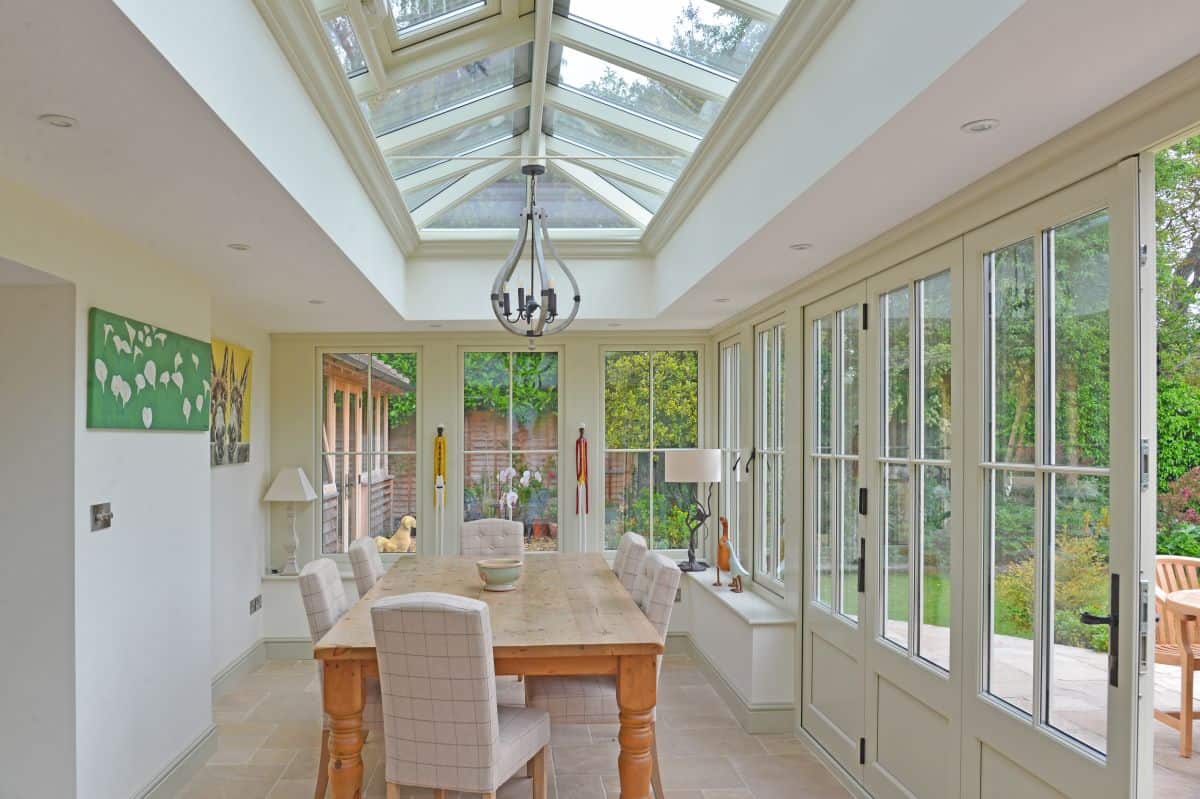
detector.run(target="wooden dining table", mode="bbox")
[314,552,665,799]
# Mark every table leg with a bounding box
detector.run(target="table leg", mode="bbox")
[1182,617,1194,757]
[324,659,366,798]
[616,654,657,799]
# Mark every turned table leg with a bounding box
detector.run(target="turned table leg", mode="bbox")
[324,659,366,798]
[616,653,658,799]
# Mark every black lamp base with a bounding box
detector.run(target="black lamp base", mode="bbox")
[678,559,710,572]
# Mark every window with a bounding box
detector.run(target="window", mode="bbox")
[719,340,742,558]
[603,349,700,550]
[320,353,418,554]
[756,320,786,588]
[462,351,560,551]
[878,271,952,670]
[983,210,1111,753]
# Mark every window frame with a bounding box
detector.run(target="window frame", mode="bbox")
[753,315,786,594]
[599,343,706,555]
[458,345,564,553]
[313,346,422,562]
[718,335,744,561]
[378,0,502,54]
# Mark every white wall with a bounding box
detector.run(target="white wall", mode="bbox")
[0,281,77,799]
[0,176,214,799]
[210,308,271,677]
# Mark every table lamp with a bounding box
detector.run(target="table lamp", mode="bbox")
[265,466,318,575]
[665,449,722,573]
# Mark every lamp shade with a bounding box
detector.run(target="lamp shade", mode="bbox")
[664,449,722,484]
[264,467,318,503]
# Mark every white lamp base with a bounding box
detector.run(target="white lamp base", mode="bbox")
[281,505,299,575]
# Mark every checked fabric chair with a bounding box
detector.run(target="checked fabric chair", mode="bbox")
[460,518,525,559]
[370,592,550,799]
[525,552,682,799]
[349,536,386,598]
[298,558,383,799]
[612,531,650,601]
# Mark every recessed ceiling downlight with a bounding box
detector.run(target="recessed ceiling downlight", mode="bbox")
[960,118,999,134]
[714,298,731,304]
[308,299,325,305]
[38,113,77,129]
[789,243,812,251]
[226,243,251,252]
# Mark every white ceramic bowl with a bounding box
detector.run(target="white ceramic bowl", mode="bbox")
[476,558,523,592]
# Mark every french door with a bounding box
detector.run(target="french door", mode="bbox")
[803,159,1152,797]
[960,160,1150,798]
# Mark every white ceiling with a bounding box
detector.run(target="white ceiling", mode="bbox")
[0,0,1197,333]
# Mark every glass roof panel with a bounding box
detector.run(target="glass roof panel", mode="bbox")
[428,166,634,229]
[566,0,771,77]
[389,0,485,35]
[544,109,689,180]
[322,15,367,78]
[385,112,524,179]
[554,47,722,136]
[601,175,665,213]
[404,176,461,211]
[360,46,530,137]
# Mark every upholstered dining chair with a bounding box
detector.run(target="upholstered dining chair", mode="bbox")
[349,536,386,598]
[612,531,649,599]
[460,518,525,559]
[370,592,550,799]
[525,553,682,799]
[298,558,383,799]
[1154,555,1200,755]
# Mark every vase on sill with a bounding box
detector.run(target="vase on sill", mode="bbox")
[715,516,732,586]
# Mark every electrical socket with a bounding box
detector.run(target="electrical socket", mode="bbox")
[249,594,262,615]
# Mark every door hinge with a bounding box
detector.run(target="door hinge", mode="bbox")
[858,487,868,515]
[859,737,866,764]
[861,303,869,330]
[1138,577,1151,675]
[856,538,866,594]
[1140,437,1151,490]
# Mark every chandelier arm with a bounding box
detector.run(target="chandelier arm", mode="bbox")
[490,214,532,334]
[528,207,551,337]
[536,210,582,335]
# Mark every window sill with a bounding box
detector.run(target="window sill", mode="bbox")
[683,569,796,626]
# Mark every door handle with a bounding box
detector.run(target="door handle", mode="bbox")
[744,447,756,473]
[1078,573,1119,688]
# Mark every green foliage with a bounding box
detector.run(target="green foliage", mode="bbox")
[463,352,558,427]
[1157,522,1200,557]
[1156,380,1200,492]
[373,352,417,428]
[1159,466,1200,525]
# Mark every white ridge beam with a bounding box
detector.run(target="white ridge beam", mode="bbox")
[551,16,734,101]
[544,85,699,154]
[554,159,652,228]
[711,0,785,20]
[524,0,554,164]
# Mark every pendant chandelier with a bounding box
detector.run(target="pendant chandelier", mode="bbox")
[491,164,581,340]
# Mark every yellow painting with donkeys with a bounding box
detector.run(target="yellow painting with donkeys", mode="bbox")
[211,338,252,466]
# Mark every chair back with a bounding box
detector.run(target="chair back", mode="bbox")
[349,537,386,597]
[1155,555,1200,649]
[613,531,649,596]
[636,553,682,640]
[298,558,348,643]
[370,592,501,793]
[460,518,524,559]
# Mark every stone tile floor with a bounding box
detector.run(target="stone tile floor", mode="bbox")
[178,653,850,799]
[179,650,1197,798]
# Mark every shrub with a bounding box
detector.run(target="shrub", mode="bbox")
[992,535,1110,652]
[1157,380,1200,493]
[1158,522,1200,556]
[1158,466,1200,525]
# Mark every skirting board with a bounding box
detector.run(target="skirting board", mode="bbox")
[212,639,268,699]
[265,636,316,660]
[793,725,873,799]
[132,725,217,799]
[667,633,794,734]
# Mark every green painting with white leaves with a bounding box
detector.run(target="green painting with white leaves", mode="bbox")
[87,307,212,431]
